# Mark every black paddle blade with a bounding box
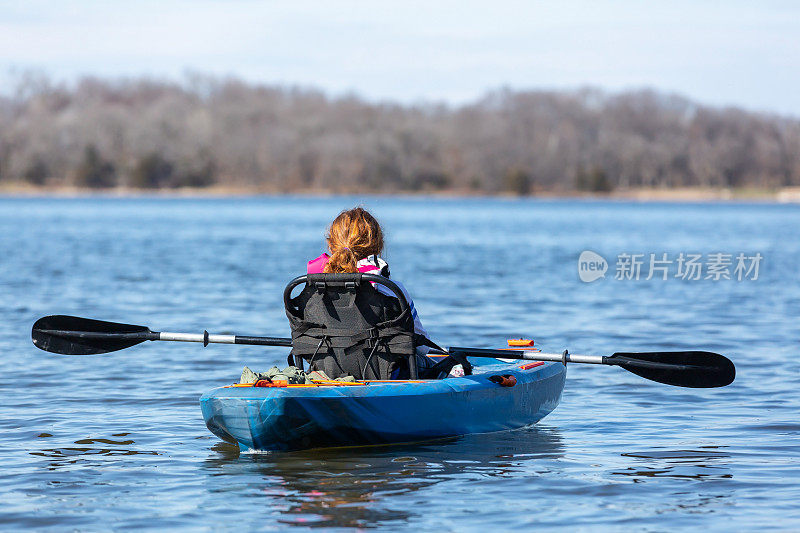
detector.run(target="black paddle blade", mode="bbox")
[32,315,153,355]
[606,351,735,388]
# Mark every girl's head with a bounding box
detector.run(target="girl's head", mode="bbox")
[324,207,384,273]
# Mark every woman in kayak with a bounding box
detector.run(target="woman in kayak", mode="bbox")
[307,207,436,376]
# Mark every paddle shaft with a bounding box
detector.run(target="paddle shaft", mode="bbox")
[36,329,663,366]
[446,347,706,371]
[39,330,596,362]
[160,332,292,346]
[448,346,603,364]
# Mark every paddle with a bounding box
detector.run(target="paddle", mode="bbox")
[32,315,735,388]
[31,315,291,355]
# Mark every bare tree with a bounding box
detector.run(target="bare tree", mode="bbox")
[1,73,798,192]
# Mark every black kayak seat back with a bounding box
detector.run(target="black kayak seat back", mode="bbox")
[283,273,418,380]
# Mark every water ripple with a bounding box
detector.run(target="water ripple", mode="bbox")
[1,196,799,530]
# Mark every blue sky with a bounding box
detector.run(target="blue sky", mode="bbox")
[1,1,798,115]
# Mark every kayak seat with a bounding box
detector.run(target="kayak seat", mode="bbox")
[284,273,419,380]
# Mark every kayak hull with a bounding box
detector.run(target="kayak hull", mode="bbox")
[200,360,566,452]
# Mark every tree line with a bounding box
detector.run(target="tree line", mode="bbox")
[1,73,799,194]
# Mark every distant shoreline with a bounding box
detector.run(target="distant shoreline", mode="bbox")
[2,183,799,203]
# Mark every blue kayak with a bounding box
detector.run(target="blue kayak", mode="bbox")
[200,359,566,452]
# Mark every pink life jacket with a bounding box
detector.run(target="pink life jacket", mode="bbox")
[307,253,386,275]
[307,253,329,274]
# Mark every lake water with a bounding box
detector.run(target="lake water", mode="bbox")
[1,196,798,531]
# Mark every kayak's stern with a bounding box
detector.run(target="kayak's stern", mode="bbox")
[200,360,566,452]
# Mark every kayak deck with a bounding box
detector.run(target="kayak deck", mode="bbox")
[200,359,566,452]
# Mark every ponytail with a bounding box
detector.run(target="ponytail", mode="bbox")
[323,207,384,273]
[325,247,359,274]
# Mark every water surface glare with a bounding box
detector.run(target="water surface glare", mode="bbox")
[1,196,798,530]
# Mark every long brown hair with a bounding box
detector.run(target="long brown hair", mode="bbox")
[324,207,384,273]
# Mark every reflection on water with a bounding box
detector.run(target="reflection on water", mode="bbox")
[29,435,160,471]
[615,448,733,481]
[204,427,564,528]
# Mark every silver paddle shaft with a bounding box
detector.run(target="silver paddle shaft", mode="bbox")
[159,331,235,344]
[156,331,292,347]
[447,346,605,364]
[156,336,607,363]
[523,351,604,364]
